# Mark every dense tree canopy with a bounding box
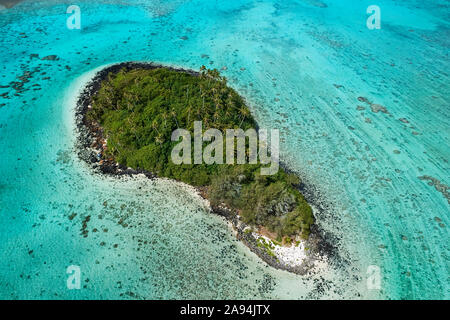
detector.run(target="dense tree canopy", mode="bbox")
[88,66,314,239]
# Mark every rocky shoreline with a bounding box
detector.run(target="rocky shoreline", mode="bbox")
[74,61,334,276]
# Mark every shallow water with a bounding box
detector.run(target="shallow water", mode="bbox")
[0,0,448,299]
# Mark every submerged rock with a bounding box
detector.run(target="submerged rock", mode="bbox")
[41,55,59,61]
[370,104,388,114]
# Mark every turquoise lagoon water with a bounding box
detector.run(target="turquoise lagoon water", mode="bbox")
[0,0,448,299]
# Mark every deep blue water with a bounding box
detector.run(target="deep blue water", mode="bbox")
[0,0,448,299]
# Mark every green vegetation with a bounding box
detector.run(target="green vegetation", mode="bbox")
[256,237,276,258]
[88,66,314,239]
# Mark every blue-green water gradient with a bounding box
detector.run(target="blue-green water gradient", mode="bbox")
[0,0,448,299]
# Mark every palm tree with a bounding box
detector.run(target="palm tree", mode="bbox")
[213,110,220,123]
[224,108,232,119]
[155,134,164,145]
[204,114,211,128]
[162,112,168,128]
[196,107,202,121]
[239,107,250,127]
[199,85,207,110]
[152,119,160,135]
[186,104,193,125]
[207,69,220,80]
[171,110,179,128]
[226,93,235,110]
[200,65,207,79]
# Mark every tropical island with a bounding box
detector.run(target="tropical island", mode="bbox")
[76,62,320,274]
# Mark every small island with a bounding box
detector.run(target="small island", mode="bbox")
[76,62,321,274]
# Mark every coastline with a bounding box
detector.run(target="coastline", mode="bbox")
[74,61,334,276]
